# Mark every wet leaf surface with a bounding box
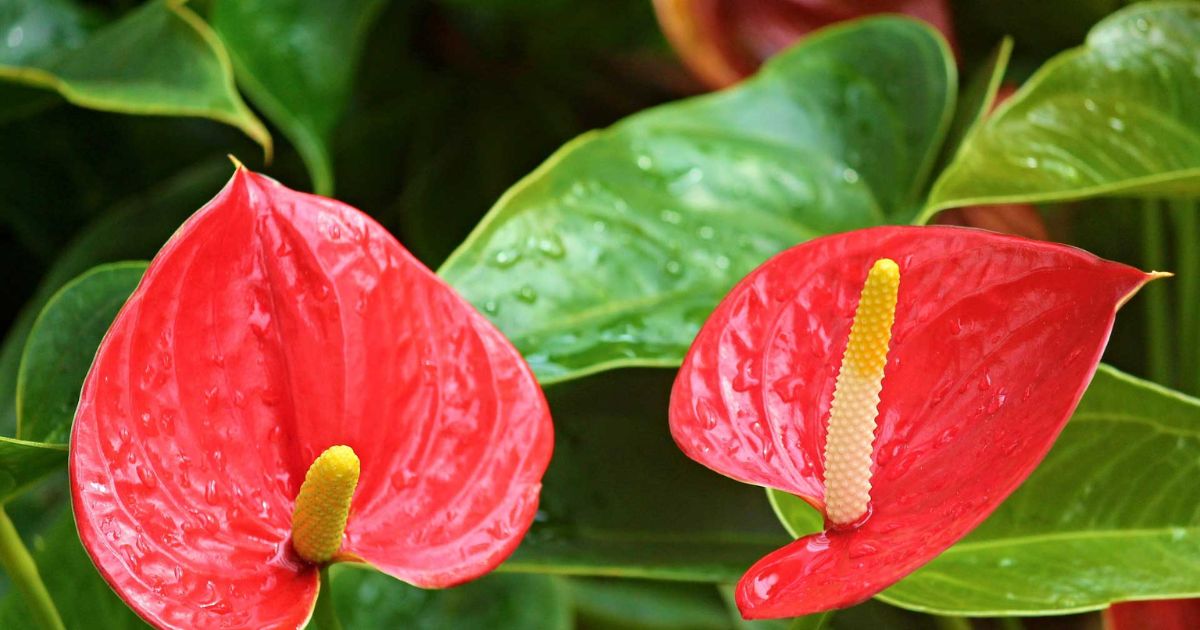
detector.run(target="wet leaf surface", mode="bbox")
[441,17,954,384]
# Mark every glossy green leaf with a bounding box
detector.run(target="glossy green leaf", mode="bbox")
[937,37,1012,174]
[924,1,1200,219]
[0,508,148,629]
[17,262,145,444]
[504,369,791,581]
[210,0,385,195]
[440,17,954,383]
[331,566,571,630]
[0,0,270,154]
[771,365,1200,615]
[0,160,231,437]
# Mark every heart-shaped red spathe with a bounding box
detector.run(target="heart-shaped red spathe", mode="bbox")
[69,168,554,629]
[668,226,1155,619]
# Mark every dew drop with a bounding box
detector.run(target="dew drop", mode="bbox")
[536,234,566,259]
[516,285,538,304]
[491,248,520,268]
[849,542,878,559]
[695,399,719,430]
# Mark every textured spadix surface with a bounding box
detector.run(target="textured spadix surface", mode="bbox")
[668,226,1153,618]
[70,169,553,629]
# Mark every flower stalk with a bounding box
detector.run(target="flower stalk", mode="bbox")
[0,506,64,630]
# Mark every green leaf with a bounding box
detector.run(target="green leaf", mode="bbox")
[0,0,98,67]
[504,369,790,581]
[936,37,1013,176]
[210,0,385,195]
[0,508,149,629]
[571,578,732,630]
[330,566,571,630]
[924,1,1200,219]
[440,17,954,384]
[0,0,270,154]
[0,439,65,505]
[773,365,1200,615]
[0,159,230,437]
[17,262,145,444]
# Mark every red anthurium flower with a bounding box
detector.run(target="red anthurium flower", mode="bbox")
[653,0,955,89]
[70,168,554,629]
[669,226,1157,618]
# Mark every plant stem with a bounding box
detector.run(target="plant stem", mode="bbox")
[1170,198,1199,394]
[311,566,343,630]
[1142,198,1172,385]
[0,506,64,630]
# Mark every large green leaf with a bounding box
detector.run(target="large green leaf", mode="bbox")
[17,262,145,444]
[0,160,230,437]
[0,0,270,153]
[503,369,791,582]
[210,0,385,195]
[331,566,571,630]
[0,508,148,629]
[440,17,954,383]
[571,578,732,630]
[924,1,1200,219]
[771,365,1200,615]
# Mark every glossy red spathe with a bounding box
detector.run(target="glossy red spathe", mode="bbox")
[668,226,1155,618]
[69,168,554,629]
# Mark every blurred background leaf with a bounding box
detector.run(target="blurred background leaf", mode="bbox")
[0,0,270,152]
[331,566,572,630]
[209,0,386,195]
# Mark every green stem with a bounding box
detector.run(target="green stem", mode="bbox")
[311,566,343,630]
[0,506,64,630]
[1143,198,1172,385]
[1170,198,1199,394]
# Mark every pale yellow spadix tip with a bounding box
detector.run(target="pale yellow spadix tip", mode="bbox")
[822,258,900,527]
[291,445,360,564]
